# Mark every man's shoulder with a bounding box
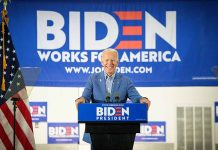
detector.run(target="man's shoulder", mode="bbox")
[89,72,104,79]
[115,73,131,81]
[89,72,131,81]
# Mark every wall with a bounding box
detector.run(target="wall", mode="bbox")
[29,86,218,150]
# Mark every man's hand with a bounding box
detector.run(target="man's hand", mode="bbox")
[75,97,85,110]
[140,97,151,109]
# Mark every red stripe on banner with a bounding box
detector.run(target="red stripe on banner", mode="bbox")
[0,122,13,150]
[1,103,34,150]
[32,106,38,114]
[116,110,121,113]
[122,26,142,35]
[116,41,142,49]
[115,11,142,20]
[16,100,34,132]
[115,107,121,109]
[66,126,71,135]
[151,126,157,134]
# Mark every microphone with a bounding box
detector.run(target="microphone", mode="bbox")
[115,92,119,103]
[105,92,110,103]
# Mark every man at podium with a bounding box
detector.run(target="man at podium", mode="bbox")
[76,48,151,150]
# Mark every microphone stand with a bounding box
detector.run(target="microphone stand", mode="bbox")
[105,91,111,103]
[11,97,21,150]
[115,93,119,103]
[105,95,110,103]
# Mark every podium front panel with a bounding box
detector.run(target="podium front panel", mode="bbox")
[78,103,147,123]
[85,123,140,133]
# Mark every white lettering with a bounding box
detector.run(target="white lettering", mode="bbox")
[37,50,51,61]
[91,52,100,62]
[216,106,218,116]
[96,107,103,116]
[156,126,165,134]
[120,52,129,62]
[146,11,176,49]
[107,107,116,116]
[38,106,46,114]
[71,127,79,135]
[37,11,66,49]
[58,127,66,135]
[122,107,129,116]
[49,127,55,135]
[84,12,118,50]
[69,12,80,50]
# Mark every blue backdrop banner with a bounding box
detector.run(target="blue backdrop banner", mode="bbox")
[135,122,166,142]
[47,123,79,144]
[215,102,218,123]
[2,0,218,86]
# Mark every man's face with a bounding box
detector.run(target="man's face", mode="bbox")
[101,51,118,76]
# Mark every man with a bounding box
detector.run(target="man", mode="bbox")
[76,48,151,149]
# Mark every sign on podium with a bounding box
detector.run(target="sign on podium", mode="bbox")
[78,103,147,123]
[78,103,148,149]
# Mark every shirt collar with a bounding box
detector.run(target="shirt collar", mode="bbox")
[104,71,116,80]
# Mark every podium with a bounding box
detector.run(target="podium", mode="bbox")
[78,103,147,150]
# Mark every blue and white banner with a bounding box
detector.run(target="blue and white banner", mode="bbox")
[135,121,166,142]
[30,102,47,122]
[215,102,218,123]
[3,0,218,87]
[48,123,79,144]
[78,103,147,123]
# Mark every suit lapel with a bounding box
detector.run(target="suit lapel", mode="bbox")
[111,73,121,100]
[98,72,106,99]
